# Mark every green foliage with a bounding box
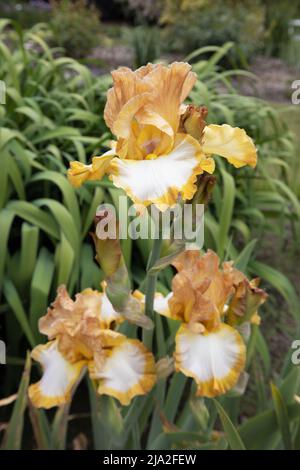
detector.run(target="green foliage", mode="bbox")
[0,23,300,450]
[263,0,300,57]
[124,26,161,68]
[160,0,266,59]
[0,1,50,29]
[213,399,246,450]
[115,0,162,23]
[0,20,110,373]
[50,0,101,58]
[183,43,300,265]
[1,353,31,450]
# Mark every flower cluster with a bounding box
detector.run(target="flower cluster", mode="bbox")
[29,249,267,407]
[29,62,266,409]
[29,284,156,408]
[153,250,267,397]
[68,62,257,210]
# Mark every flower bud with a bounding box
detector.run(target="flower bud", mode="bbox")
[179,105,208,141]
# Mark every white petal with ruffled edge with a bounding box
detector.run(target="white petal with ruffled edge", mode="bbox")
[175,323,246,397]
[110,134,204,210]
[94,339,156,405]
[28,341,86,409]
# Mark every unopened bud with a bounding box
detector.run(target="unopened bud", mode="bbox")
[191,174,217,207]
[179,105,208,141]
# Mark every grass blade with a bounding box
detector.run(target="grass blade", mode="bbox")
[1,352,31,450]
[213,399,246,450]
[271,383,293,450]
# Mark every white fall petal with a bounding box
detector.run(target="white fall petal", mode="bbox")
[92,339,156,406]
[175,323,246,397]
[110,134,204,210]
[28,341,86,409]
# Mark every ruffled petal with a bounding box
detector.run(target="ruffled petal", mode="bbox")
[28,341,86,409]
[74,287,124,330]
[110,134,205,210]
[138,62,196,135]
[202,124,257,168]
[175,323,246,397]
[171,250,236,328]
[67,149,114,188]
[90,339,156,406]
[113,93,152,139]
[39,285,123,342]
[104,67,152,138]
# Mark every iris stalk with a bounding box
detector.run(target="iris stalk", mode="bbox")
[143,229,163,349]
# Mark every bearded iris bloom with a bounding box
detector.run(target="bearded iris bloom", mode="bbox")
[29,285,156,408]
[68,62,257,210]
[153,250,267,397]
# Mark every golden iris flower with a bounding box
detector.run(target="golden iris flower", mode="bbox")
[29,285,156,408]
[153,250,267,397]
[68,62,257,210]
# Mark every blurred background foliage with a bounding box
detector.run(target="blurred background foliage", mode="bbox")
[160,0,266,60]
[2,0,300,64]
[0,0,300,451]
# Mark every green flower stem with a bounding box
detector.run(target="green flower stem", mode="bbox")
[143,233,163,349]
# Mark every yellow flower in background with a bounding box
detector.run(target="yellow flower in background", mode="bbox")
[29,285,156,408]
[68,62,257,210]
[153,250,267,398]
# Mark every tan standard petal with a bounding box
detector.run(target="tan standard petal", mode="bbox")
[104,67,152,138]
[138,62,196,136]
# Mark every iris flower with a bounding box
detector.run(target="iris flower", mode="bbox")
[68,62,257,210]
[153,250,267,397]
[29,285,156,408]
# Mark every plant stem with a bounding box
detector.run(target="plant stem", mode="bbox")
[143,234,163,349]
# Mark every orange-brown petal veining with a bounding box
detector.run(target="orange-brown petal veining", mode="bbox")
[169,269,221,330]
[104,67,152,138]
[137,62,197,137]
[173,250,233,317]
[104,62,196,152]
[38,285,124,362]
[39,285,80,340]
